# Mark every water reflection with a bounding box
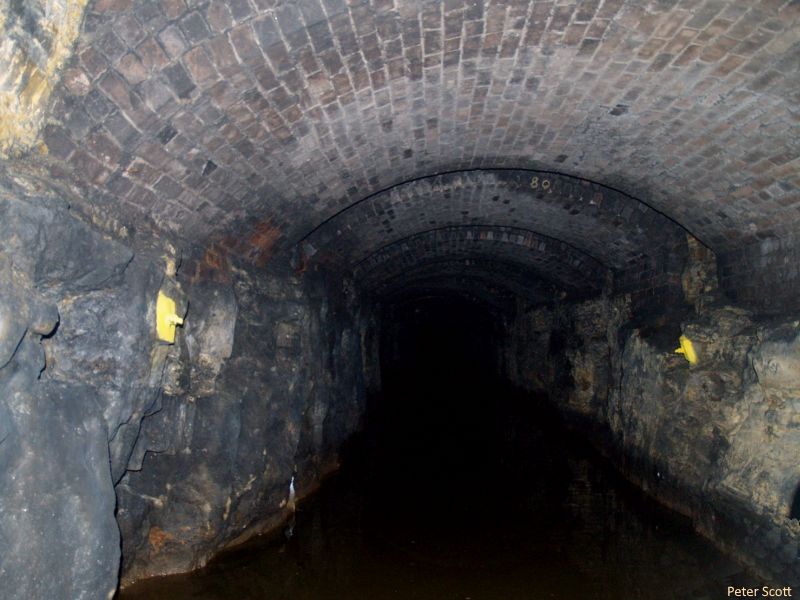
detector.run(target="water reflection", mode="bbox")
[120,391,760,600]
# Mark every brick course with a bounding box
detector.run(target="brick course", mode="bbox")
[352,224,608,298]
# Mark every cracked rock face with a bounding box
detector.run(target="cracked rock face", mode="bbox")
[0,0,90,156]
[0,178,179,599]
[501,295,800,583]
[0,176,378,596]
[115,266,374,584]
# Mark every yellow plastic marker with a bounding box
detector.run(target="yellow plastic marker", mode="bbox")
[674,334,698,365]
[156,290,184,343]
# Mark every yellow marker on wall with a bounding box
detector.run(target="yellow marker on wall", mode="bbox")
[156,291,184,343]
[674,335,698,365]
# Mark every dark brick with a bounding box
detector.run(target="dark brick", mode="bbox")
[133,1,164,26]
[138,77,176,110]
[265,41,293,72]
[249,65,278,92]
[71,149,110,184]
[115,14,146,46]
[96,30,127,62]
[332,13,360,54]
[179,11,212,44]
[649,52,674,71]
[578,37,601,57]
[252,15,282,49]
[117,53,148,84]
[202,160,218,176]
[79,47,109,80]
[137,36,170,71]
[321,0,347,16]
[85,130,123,166]
[162,0,186,20]
[401,16,422,46]
[83,89,115,120]
[351,4,377,36]
[229,24,262,64]
[126,184,157,209]
[227,0,254,22]
[182,46,217,85]
[297,0,326,24]
[42,125,76,160]
[550,5,574,31]
[158,25,188,59]
[157,124,178,144]
[163,62,197,98]
[308,21,336,52]
[154,175,184,198]
[106,171,134,197]
[98,71,135,111]
[206,36,240,76]
[276,3,307,37]
[575,0,602,23]
[205,1,233,32]
[104,111,140,147]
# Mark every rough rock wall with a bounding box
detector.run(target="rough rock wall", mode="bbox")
[0,176,377,596]
[115,264,376,585]
[608,308,800,583]
[0,176,181,599]
[500,242,800,583]
[0,0,89,156]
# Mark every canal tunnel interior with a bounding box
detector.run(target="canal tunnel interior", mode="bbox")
[0,0,799,597]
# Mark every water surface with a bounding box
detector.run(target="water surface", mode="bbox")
[120,386,761,600]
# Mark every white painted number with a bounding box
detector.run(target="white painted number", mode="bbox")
[530,176,551,191]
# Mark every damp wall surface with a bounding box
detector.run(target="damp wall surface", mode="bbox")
[116,259,379,585]
[0,178,379,598]
[499,253,800,584]
[0,177,160,600]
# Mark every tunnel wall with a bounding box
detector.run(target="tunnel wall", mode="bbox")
[0,177,175,599]
[718,235,800,316]
[116,262,378,585]
[0,177,378,597]
[499,252,800,583]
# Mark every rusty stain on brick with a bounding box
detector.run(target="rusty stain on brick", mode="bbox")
[245,219,282,267]
[191,243,232,284]
[190,219,282,282]
[147,527,172,553]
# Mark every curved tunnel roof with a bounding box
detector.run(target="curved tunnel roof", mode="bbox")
[15,0,800,306]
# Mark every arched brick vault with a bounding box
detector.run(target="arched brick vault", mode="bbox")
[383,286,514,314]
[381,278,529,312]
[24,0,800,309]
[366,257,578,305]
[351,225,608,296]
[365,256,580,297]
[302,170,682,292]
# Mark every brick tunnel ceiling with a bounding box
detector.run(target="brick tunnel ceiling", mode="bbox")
[27,0,800,300]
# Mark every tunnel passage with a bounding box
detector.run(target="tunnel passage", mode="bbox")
[375,295,503,459]
[301,169,690,317]
[0,0,799,598]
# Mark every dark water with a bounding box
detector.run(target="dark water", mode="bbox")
[122,299,762,599]
[120,388,762,600]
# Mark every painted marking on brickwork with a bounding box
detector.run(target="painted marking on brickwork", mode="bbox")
[530,176,552,191]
